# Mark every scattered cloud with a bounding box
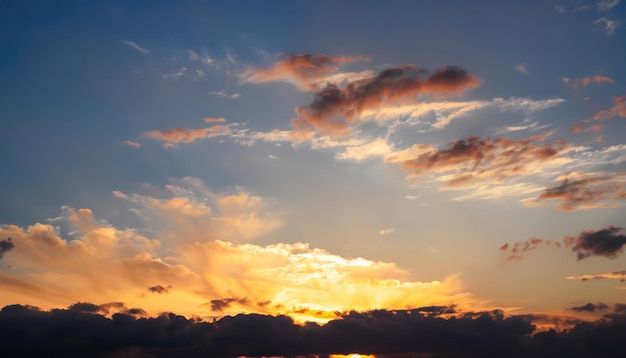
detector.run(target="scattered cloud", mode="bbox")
[515,64,530,75]
[568,225,626,260]
[379,228,394,236]
[569,302,609,312]
[561,75,614,89]
[121,40,149,55]
[593,18,621,35]
[242,53,369,91]
[523,171,626,211]
[566,270,626,282]
[162,67,187,80]
[210,90,240,99]
[144,123,238,147]
[188,50,213,65]
[123,140,141,149]
[596,0,621,11]
[501,226,626,261]
[147,285,171,294]
[292,65,480,137]
[389,133,572,187]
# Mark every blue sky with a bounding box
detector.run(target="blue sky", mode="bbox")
[1,0,626,331]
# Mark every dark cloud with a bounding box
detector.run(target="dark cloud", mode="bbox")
[0,237,14,259]
[209,297,250,312]
[569,302,610,312]
[398,134,568,187]
[3,303,626,357]
[293,65,480,136]
[501,226,626,261]
[532,173,626,212]
[148,285,171,294]
[569,226,626,260]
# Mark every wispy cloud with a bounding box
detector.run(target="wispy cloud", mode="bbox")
[121,40,149,55]
[593,18,621,35]
[566,270,626,281]
[210,90,240,99]
[162,67,187,80]
[596,0,621,11]
[242,53,369,91]
[515,64,530,75]
[379,228,394,236]
[123,140,141,149]
[523,171,626,211]
[561,75,614,89]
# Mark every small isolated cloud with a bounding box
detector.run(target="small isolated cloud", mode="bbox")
[569,302,609,312]
[208,297,249,312]
[515,64,530,75]
[210,90,240,99]
[593,18,621,35]
[144,121,240,147]
[121,40,149,55]
[0,238,14,259]
[123,140,141,149]
[568,225,626,260]
[162,67,187,80]
[597,0,621,11]
[524,171,626,211]
[242,53,369,91]
[379,228,394,236]
[566,270,626,282]
[268,155,279,160]
[499,237,562,262]
[147,285,171,294]
[561,75,614,89]
[188,50,213,65]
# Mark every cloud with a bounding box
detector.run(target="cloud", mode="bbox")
[500,226,626,261]
[208,297,249,312]
[597,0,621,11]
[210,90,240,99]
[593,18,621,35]
[379,228,394,236]
[3,304,626,357]
[572,96,626,134]
[188,50,213,65]
[144,123,238,147]
[568,225,626,260]
[147,285,171,294]
[515,64,530,75]
[242,53,369,91]
[162,67,187,80]
[561,75,614,89]
[566,270,626,282]
[292,65,480,137]
[0,238,14,259]
[390,133,572,187]
[123,140,141,149]
[524,171,626,211]
[121,40,149,55]
[569,302,609,312]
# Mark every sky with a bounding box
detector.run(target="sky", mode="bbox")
[1,0,626,356]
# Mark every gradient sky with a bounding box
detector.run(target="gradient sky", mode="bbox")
[1,0,626,334]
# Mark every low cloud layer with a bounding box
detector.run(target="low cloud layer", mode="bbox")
[1,304,626,357]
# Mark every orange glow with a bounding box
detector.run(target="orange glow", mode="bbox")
[330,355,377,358]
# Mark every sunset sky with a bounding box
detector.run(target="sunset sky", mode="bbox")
[1,1,626,356]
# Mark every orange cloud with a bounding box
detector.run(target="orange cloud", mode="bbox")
[0,178,487,323]
[144,124,233,147]
[571,96,626,133]
[243,53,369,91]
[561,75,615,89]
